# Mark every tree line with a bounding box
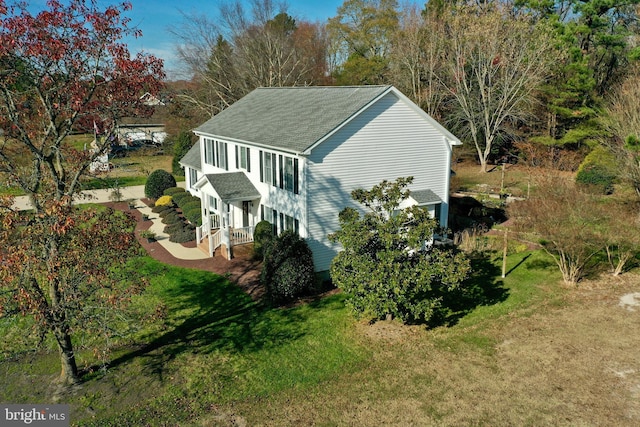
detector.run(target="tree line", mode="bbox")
[171,0,640,179]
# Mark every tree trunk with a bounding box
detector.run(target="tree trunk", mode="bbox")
[55,327,79,385]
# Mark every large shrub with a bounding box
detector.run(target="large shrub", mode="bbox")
[575,146,617,194]
[145,169,176,199]
[330,178,470,324]
[253,220,274,260]
[260,230,315,305]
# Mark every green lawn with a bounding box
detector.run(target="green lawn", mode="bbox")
[0,249,587,426]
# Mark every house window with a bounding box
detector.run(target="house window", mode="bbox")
[260,151,277,186]
[261,204,279,235]
[204,138,228,170]
[236,146,250,172]
[208,195,218,211]
[189,168,198,189]
[217,140,228,170]
[283,213,298,234]
[204,138,214,166]
[278,155,299,194]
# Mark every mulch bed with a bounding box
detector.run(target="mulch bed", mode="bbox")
[106,201,264,300]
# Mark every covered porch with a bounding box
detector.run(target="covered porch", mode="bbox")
[193,171,261,259]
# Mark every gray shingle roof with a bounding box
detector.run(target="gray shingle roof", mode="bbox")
[410,189,442,205]
[204,172,260,202]
[194,85,392,153]
[180,142,201,170]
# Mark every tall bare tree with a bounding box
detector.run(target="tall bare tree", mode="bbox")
[172,0,328,117]
[603,66,640,199]
[387,3,446,119]
[441,6,557,172]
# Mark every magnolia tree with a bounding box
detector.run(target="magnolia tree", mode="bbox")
[329,177,470,324]
[0,0,164,385]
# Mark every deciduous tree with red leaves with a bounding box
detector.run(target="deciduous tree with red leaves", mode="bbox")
[0,0,164,209]
[0,0,164,385]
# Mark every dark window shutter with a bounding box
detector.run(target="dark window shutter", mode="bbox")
[279,155,283,189]
[271,154,277,186]
[235,145,239,169]
[247,147,251,172]
[273,209,278,235]
[293,158,299,194]
[259,151,264,182]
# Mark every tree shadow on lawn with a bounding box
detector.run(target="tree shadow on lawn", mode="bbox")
[436,254,510,327]
[100,267,315,382]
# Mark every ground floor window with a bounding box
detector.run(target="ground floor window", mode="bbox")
[189,168,198,189]
[261,205,299,236]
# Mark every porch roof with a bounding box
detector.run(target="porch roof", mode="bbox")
[202,172,260,203]
[409,189,442,205]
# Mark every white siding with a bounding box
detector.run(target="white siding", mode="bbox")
[196,135,307,238]
[306,92,452,272]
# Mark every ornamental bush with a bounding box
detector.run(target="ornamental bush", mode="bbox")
[161,211,181,225]
[261,230,315,305]
[155,195,173,207]
[151,204,171,214]
[163,222,185,235]
[169,226,195,243]
[253,220,274,260]
[171,191,191,206]
[163,187,185,196]
[145,169,176,199]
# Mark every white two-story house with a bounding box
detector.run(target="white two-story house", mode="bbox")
[180,85,461,274]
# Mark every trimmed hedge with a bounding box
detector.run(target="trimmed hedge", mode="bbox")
[169,227,196,243]
[163,187,185,196]
[253,220,274,260]
[151,204,172,214]
[171,192,193,207]
[145,169,177,199]
[161,212,181,225]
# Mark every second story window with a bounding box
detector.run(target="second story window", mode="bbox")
[260,151,277,186]
[204,137,228,170]
[189,168,198,189]
[236,146,250,171]
[204,138,214,166]
[279,155,299,194]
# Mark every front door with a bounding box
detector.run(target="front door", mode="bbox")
[242,201,250,227]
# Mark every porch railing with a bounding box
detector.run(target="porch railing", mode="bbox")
[231,226,254,245]
[210,229,222,255]
[196,221,208,244]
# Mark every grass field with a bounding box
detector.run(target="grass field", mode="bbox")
[2,249,640,426]
[2,158,640,425]
[0,136,180,196]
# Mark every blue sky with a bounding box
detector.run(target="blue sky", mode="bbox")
[26,1,425,79]
[122,0,348,79]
